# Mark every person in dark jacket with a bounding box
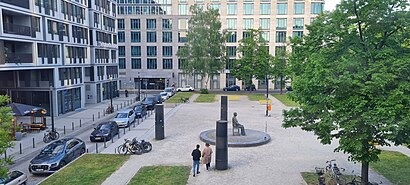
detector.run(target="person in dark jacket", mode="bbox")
[191,144,201,177]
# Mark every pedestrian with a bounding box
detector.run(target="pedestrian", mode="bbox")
[125,89,128,97]
[191,144,201,177]
[202,143,213,170]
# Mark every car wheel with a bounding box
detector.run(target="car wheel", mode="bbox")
[178,89,181,92]
[81,148,86,154]
[236,89,239,91]
[59,161,66,168]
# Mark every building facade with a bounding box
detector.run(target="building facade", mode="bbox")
[0,0,118,116]
[117,0,324,90]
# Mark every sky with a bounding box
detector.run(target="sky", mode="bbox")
[324,0,340,11]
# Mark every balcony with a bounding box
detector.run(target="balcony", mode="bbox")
[0,0,29,9]
[2,10,34,37]
[0,40,33,64]
[3,22,31,36]
[5,53,32,64]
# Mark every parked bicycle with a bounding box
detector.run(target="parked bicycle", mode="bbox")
[325,159,345,185]
[132,138,152,153]
[346,171,381,185]
[314,167,326,185]
[43,129,60,143]
[117,139,143,155]
[179,97,190,103]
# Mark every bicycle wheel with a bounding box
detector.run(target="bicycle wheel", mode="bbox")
[52,132,60,140]
[43,135,50,143]
[132,145,143,155]
[143,142,152,152]
[117,145,126,154]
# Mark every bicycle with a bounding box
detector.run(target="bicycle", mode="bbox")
[346,171,382,185]
[132,138,152,153]
[43,129,60,143]
[179,97,190,103]
[325,159,345,185]
[117,139,143,155]
[314,167,326,185]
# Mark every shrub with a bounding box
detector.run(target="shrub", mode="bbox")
[200,88,209,94]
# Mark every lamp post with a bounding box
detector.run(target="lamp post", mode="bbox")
[266,75,269,117]
[109,75,113,112]
[49,86,55,132]
[138,76,141,101]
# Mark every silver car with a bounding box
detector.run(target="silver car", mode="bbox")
[0,170,27,185]
[113,109,135,127]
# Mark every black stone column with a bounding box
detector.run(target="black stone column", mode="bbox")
[155,104,164,140]
[221,96,228,121]
[215,120,228,170]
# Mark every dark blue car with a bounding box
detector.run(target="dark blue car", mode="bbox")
[29,138,86,174]
[223,85,240,91]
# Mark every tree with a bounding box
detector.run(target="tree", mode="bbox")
[283,0,410,184]
[272,47,288,94]
[0,95,14,178]
[177,5,227,89]
[231,29,273,89]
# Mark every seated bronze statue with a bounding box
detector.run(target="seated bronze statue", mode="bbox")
[232,112,246,136]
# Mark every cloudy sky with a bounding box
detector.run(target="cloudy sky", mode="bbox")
[324,0,340,11]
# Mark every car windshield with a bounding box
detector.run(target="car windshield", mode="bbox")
[160,92,167,96]
[164,89,171,92]
[144,97,154,102]
[115,113,128,118]
[135,106,142,111]
[41,142,65,154]
[97,124,110,130]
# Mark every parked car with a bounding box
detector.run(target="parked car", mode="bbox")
[153,94,163,104]
[223,85,240,91]
[163,87,175,97]
[90,121,119,142]
[0,170,27,185]
[160,92,169,101]
[244,84,256,91]
[29,138,86,174]
[176,85,194,92]
[134,103,147,118]
[142,96,156,110]
[113,109,135,127]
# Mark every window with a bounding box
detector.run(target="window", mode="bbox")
[119,58,126,69]
[311,2,323,14]
[163,46,173,57]
[178,58,185,69]
[130,19,140,30]
[162,32,172,42]
[276,18,287,30]
[178,31,188,42]
[162,19,172,29]
[118,19,124,30]
[131,32,141,42]
[210,4,220,11]
[227,19,237,30]
[131,58,141,69]
[293,31,303,38]
[226,59,235,70]
[178,19,188,29]
[243,31,252,39]
[244,3,254,15]
[147,58,157,69]
[163,59,173,69]
[118,46,125,57]
[147,46,157,57]
[131,46,141,57]
[260,18,270,29]
[227,31,237,43]
[294,3,305,14]
[118,31,125,42]
[243,18,253,29]
[228,46,236,57]
[262,31,270,42]
[260,3,270,15]
[147,19,156,29]
[147,32,157,42]
[276,31,286,43]
[178,4,188,15]
[275,46,286,56]
[227,4,237,15]
[293,18,304,30]
[277,3,288,15]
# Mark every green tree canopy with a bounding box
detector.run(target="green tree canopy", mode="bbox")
[0,95,13,177]
[272,47,289,94]
[177,5,227,89]
[283,0,410,184]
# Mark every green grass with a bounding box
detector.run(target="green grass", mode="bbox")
[301,172,355,185]
[40,154,129,185]
[272,94,299,107]
[370,150,410,185]
[165,92,194,103]
[128,166,190,185]
[194,94,217,102]
[246,94,266,101]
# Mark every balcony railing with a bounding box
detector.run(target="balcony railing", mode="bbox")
[0,0,29,9]
[5,53,33,63]
[3,22,32,37]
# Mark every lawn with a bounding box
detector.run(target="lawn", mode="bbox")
[370,150,410,185]
[271,94,299,107]
[194,94,217,103]
[301,172,355,185]
[40,154,129,185]
[165,92,194,103]
[128,166,190,185]
[246,94,266,101]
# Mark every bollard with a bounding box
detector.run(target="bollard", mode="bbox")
[98,112,100,119]
[72,122,74,131]
[116,104,119,110]
[19,143,22,154]
[4,150,6,160]
[145,114,147,119]
[111,136,114,143]
[133,121,136,128]
[118,131,120,138]
[95,143,98,153]
[32,138,35,148]
[155,104,165,140]
[64,126,66,134]
[216,120,228,170]
[137,118,140,125]
[80,119,82,127]
[103,110,105,116]
[129,125,131,131]
[104,137,107,148]
[93,114,95,121]
[123,127,126,135]
[121,103,122,108]
[86,149,89,153]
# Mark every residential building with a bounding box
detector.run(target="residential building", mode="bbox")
[0,0,118,116]
[117,0,324,90]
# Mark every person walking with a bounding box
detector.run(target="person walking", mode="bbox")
[191,144,201,177]
[202,143,213,170]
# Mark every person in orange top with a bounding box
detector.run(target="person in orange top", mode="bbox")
[201,143,213,171]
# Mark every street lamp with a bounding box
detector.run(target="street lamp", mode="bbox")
[109,75,113,112]
[266,75,269,117]
[137,75,141,101]
[49,86,55,132]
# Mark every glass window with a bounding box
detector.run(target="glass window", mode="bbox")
[131,32,141,42]
[243,18,253,29]
[277,3,288,15]
[293,18,304,30]
[227,31,237,43]
[179,0,187,3]
[294,3,305,15]
[178,31,188,42]
[163,59,173,69]
[147,58,157,69]
[131,46,141,57]
[162,19,172,29]
[130,19,140,30]
[118,31,125,42]
[276,31,286,43]
[227,19,237,30]
[178,19,188,29]
[162,32,172,42]
[260,18,270,29]
[147,46,157,57]
[119,58,126,69]
[311,2,323,14]
[262,31,270,42]
[243,3,254,15]
[228,46,236,57]
[118,46,125,57]
[210,4,220,11]
[131,58,141,69]
[243,31,252,39]
[227,4,237,15]
[147,19,156,29]
[147,32,157,42]
[276,18,287,30]
[178,4,188,15]
[118,19,124,30]
[275,46,286,56]
[211,0,220,2]
[163,46,173,57]
[260,3,270,15]
[293,31,303,38]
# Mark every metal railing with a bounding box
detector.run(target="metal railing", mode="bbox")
[5,53,33,63]
[3,22,32,37]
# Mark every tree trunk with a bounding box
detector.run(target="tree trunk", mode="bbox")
[361,162,369,185]
[280,76,283,95]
